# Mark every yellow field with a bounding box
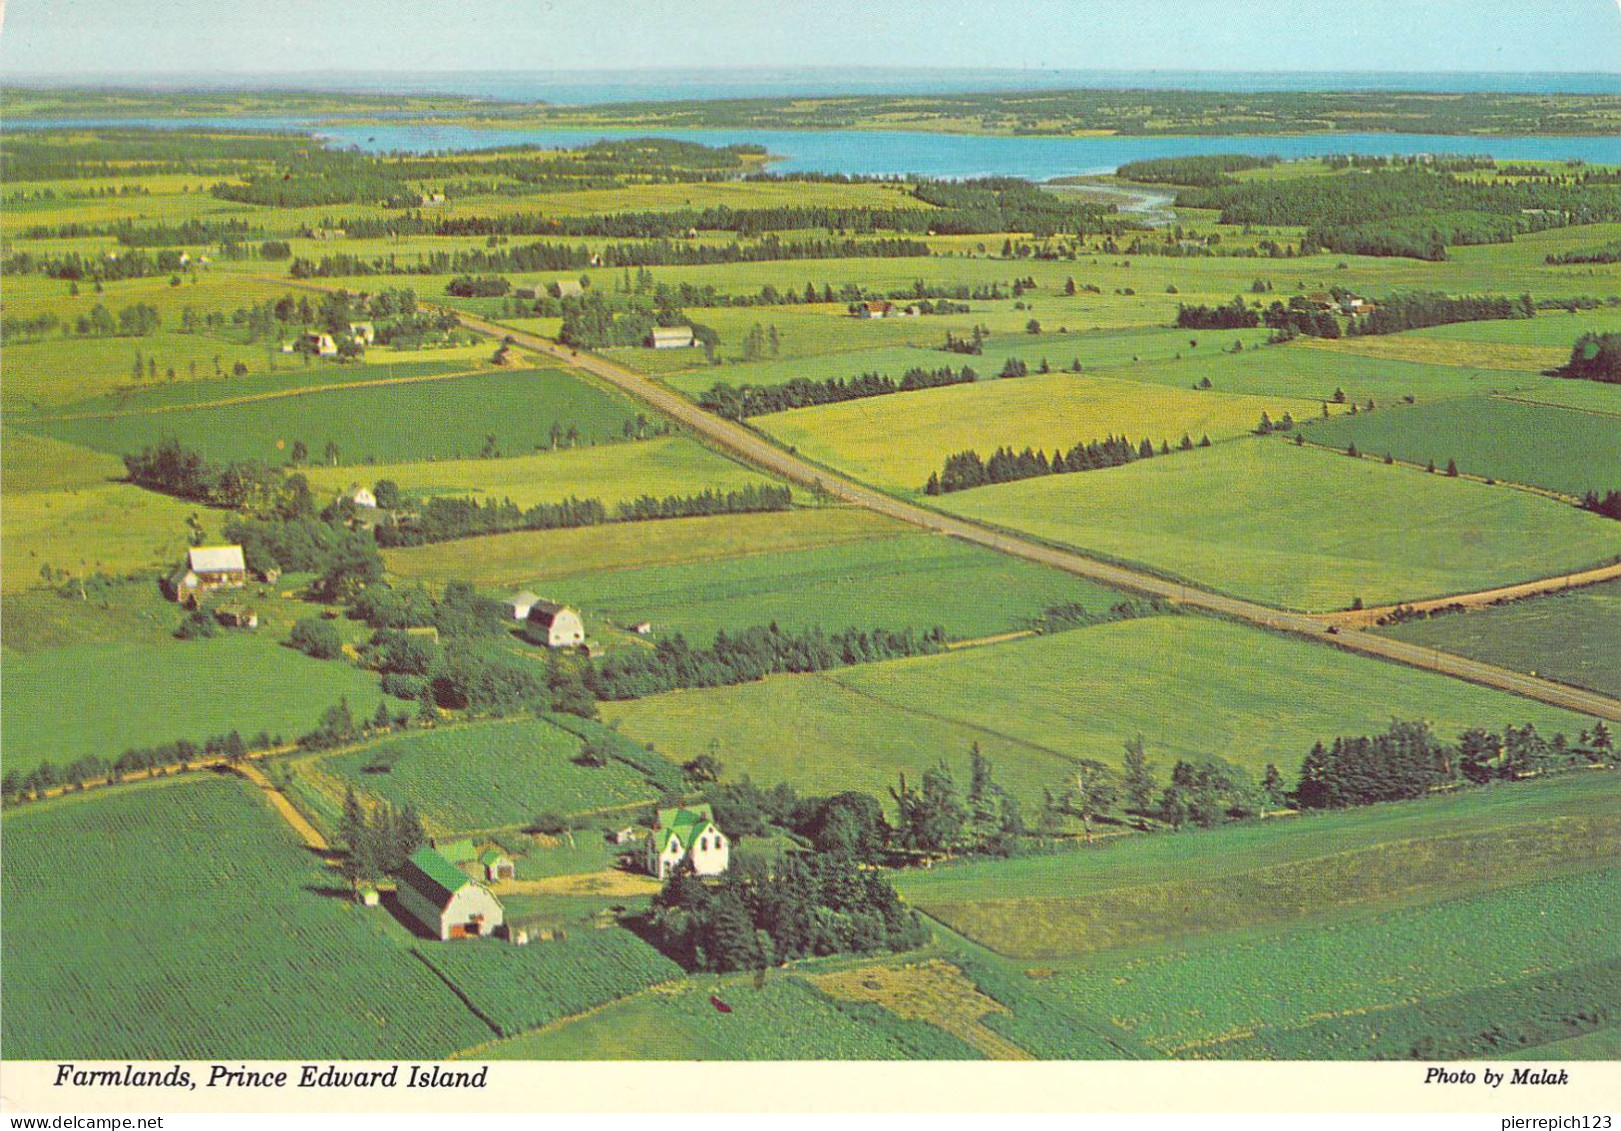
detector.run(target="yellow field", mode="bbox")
[1298,335,1567,373]
[2,480,201,593]
[383,506,899,590]
[1,430,125,493]
[809,960,1029,1060]
[757,371,1326,491]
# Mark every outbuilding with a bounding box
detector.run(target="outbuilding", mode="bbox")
[645,326,698,349]
[396,847,505,940]
[525,601,585,648]
[166,545,247,605]
[509,590,540,621]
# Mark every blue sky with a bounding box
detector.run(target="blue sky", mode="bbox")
[1,0,1617,79]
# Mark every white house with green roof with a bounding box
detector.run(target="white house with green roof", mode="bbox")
[645,804,729,879]
[396,847,505,940]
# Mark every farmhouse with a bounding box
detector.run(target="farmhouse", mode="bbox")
[396,847,505,940]
[509,590,540,621]
[524,601,586,648]
[166,545,247,605]
[855,300,895,319]
[351,485,378,509]
[645,803,729,879]
[299,331,339,357]
[551,279,585,299]
[645,325,698,349]
[348,322,376,345]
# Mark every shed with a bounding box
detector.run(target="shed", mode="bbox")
[551,279,585,299]
[631,621,652,636]
[396,848,505,940]
[214,603,258,629]
[509,590,540,621]
[856,301,894,319]
[479,848,515,882]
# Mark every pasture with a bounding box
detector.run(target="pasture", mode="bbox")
[756,371,1319,492]
[382,507,897,591]
[19,366,645,467]
[935,438,1621,611]
[1,635,384,774]
[321,718,659,833]
[1304,396,1621,497]
[547,527,1129,644]
[605,615,1597,808]
[3,478,211,594]
[1375,579,1621,699]
[303,434,778,511]
[0,776,492,1058]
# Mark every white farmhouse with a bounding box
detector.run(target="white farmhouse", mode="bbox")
[396,847,505,940]
[645,804,729,880]
[351,485,378,509]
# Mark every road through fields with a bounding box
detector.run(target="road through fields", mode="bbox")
[458,312,1621,723]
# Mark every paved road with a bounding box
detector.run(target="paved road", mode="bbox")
[463,312,1621,723]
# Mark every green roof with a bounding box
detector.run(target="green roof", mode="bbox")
[437,838,478,864]
[654,805,718,852]
[478,848,509,866]
[399,847,471,909]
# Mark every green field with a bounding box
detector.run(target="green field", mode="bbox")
[483,973,981,1060]
[413,929,683,1040]
[0,776,492,1058]
[606,615,1598,808]
[757,371,1319,492]
[936,438,1621,611]
[1,635,385,774]
[321,718,659,833]
[301,434,779,511]
[1376,579,1621,700]
[1304,396,1621,496]
[1024,869,1620,1059]
[382,507,896,591]
[1,478,202,594]
[19,366,646,467]
[548,527,1129,644]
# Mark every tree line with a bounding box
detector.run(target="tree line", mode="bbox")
[1350,292,1533,335]
[925,432,1191,495]
[336,786,426,892]
[1560,332,1621,383]
[373,484,792,548]
[697,365,977,419]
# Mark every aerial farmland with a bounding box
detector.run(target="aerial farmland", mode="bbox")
[2,71,1620,1075]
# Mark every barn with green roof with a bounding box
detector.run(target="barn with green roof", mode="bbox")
[396,847,505,940]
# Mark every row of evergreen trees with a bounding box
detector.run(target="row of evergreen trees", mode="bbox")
[925,433,1193,495]
[1350,292,1533,335]
[375,485,792,548]
[698,366,976,419]
[1,728,277,805]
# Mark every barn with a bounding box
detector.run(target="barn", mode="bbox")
[509,590,540,621]
[524,601,585,648]
[396,847,505,940]
[645,803,729,879]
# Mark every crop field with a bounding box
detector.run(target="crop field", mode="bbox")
[2,636,385,775]
[414,929,682,1040]
[757,371,1320,492]
[548,527,1128,644]
[1411,307,1621,348]
[0,776,492,1058]
[1029,869,1621,1059]
[936,439,1621,611]
[1375,579,1621,699]
[1502,380,1621,415]
[19,366,646,467]
[321,718,658,832]
[915,811,1618,959]
[1298,333,1568,373]
[303,435,778,511]
[608,615,1598,806]
[1304,396,1621,496]
[482,973,981,1060]
[382,507,894,590]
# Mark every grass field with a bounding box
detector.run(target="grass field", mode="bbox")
[0,776,492,1058]
[1375,579,1621,699]
[547,527,1129,644]
[301,435,779,511]
[414,929,682,1040]
[756,371,1320,492]
[1502,379,1621,415]
[481,973,981,1060]
[382,506,896,591]
[19,366,646,467]
[321,717,658,833]
[605,615,1598,809]
[1,635,385,774]
[1303,396,1621,496]
[1029,869,1621,1059]
[936,438,1621,611]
